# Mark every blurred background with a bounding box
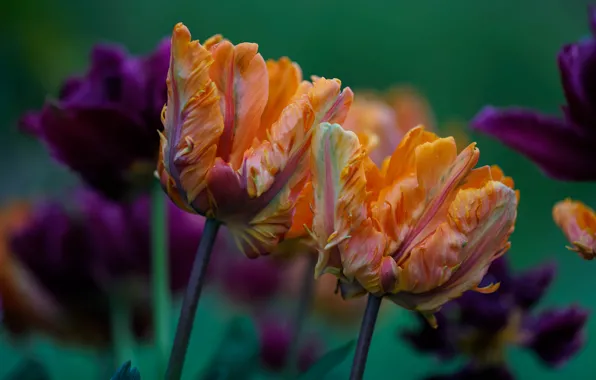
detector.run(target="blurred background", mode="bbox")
[2,0,596,378]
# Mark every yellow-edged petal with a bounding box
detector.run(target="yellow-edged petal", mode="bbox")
[210,40,269,168]
[259,58,303,140]
[553,199,596,260]
[389,180,517,314]
[310,123,368,277]
[159,23,224,209]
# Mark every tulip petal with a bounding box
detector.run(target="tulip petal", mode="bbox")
[340,218,395,295]
[285,179,314,239]
[553,199,596,259]
[396,223,465,294]
[308,77,354,125]
[389,180,517,314]
[558,34,596,130]
[381,132,480,263]
[389,86,436,134]
[310,123,368,277]
[341,97,398,165]
[210,99,314,257]
[160,23,224,208]
[471,107,596,181]
[259,58,303,141]
[210,40,268,168]
[384,126,438,183]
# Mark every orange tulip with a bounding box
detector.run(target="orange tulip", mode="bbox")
[307,124,518,326]
[157,24,353,257]
[553,199,596,260]
[286,88,434,240]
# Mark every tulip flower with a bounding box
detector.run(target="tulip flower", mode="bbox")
[308,124,518,379]
[20,40,169,200]
[553,199,596,260]
[157,23,352,380]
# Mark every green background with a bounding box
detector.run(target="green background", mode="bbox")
[2,0,596,378]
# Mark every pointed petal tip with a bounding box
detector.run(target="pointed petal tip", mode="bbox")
[473,281,500,294]
[173,22,190,37]
[470,106,500,131]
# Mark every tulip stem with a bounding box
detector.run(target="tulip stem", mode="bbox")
[349,294,382,380]
[109,294,136,370]
[165,218,221,380]
[151,182,170,374]
[285,253,317,377]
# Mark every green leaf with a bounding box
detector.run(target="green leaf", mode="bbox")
[197,316,260,380]
[111,361,141,380]
[298,340,355,380]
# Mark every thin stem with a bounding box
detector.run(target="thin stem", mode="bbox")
[165,218,221,380]
[349,295,382,380]
[151,182,170,374]
[284,253,317,378]
[110,294,136,369]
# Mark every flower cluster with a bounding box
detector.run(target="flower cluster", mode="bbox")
[20,40,170,200]
[401,257,587,379]
[0,192,208,347]
[6,10,594,380]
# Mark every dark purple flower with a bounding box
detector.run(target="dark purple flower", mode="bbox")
[524,307,588,367]
[425,365,514,380]
[400,312,457,359]
[20,39,170,199]
[471,7,596,181]
[511,262,556,310]
[0,190,212,347]
[258,318,323,373]
[219,256,285,305]
[401,257,588,379]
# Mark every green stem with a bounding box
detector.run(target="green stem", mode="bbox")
[165,218,221,380]
[284,253,317,378]
[349,294,382,380]
[110,294,136,369]
[151,182,170,374]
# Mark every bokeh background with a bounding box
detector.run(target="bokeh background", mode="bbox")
[2,0,596,378]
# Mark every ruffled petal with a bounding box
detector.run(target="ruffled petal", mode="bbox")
[307,77,353,125]
[380,128,480,263]
[225,99,314,257]
[210,40,268,168]
[259,58,303,141]
[310,123,369,277]
[341,96,398,165]
[553,199,596,259]
[160,23,224,210]
[390,180,517,314]
[472,107,596,181]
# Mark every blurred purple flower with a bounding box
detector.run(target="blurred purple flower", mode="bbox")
[471,7,596,181]
[425,365,514,380]
[20,39,170,199]
[400,257,588,379]
[523,307,588,367]
[219,256,285,305]
[0,189,222,347]
[258,317,323,373]
[209,232,287,308]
